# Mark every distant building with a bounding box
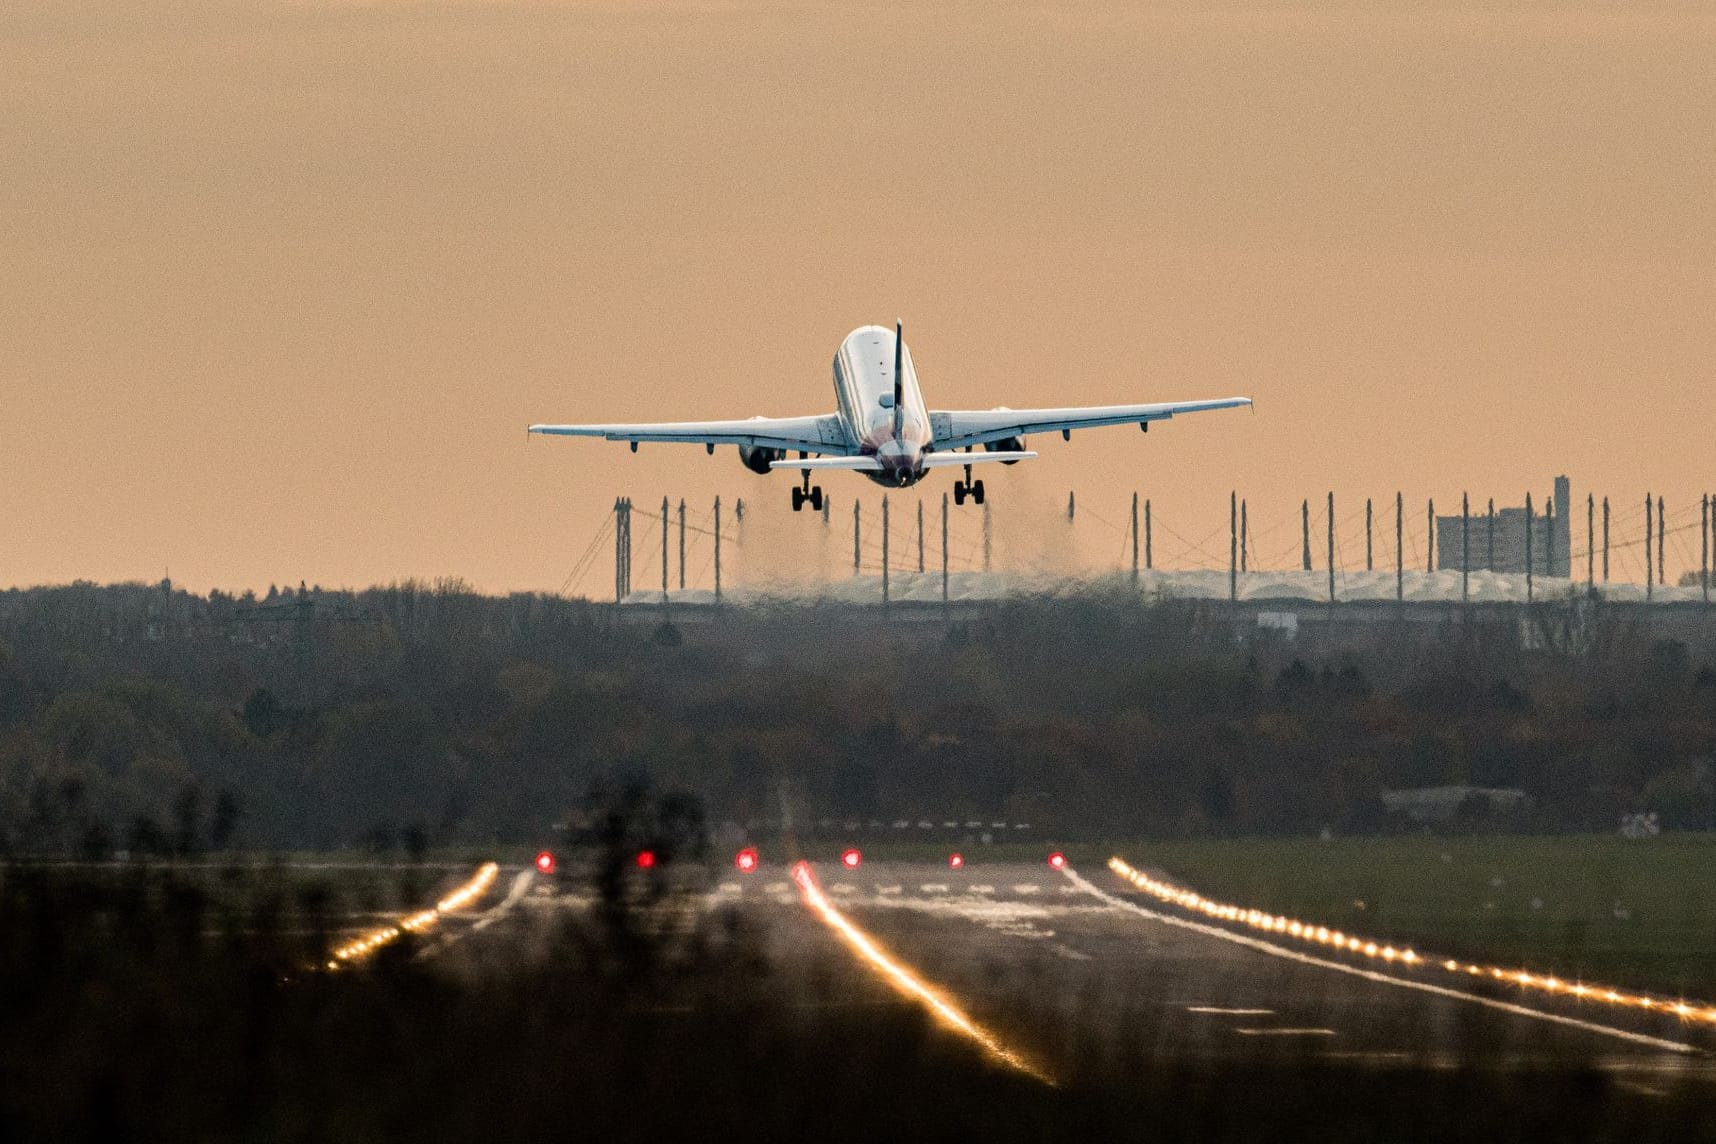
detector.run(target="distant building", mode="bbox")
[1436,476,1570,576]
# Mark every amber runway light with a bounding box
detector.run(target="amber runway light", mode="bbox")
[326,861,499,970]
[791,861,1053,1084]
[1106,857,1716,1033]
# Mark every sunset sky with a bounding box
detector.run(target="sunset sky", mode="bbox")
[4,0,1712,594]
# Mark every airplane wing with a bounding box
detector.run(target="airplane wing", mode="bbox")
[528,413,853,455]
[929,397,1251,451]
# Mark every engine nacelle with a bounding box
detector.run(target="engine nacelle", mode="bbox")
[984,436,1027,464]
[738,444,785,475]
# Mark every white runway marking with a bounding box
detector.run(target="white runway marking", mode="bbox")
[1187,1006,1275,1016]
[1237,1028,1336,1037]
[1059,866,1701,1056]
[921,884,949,894]
[1013,884,1041,895]
[970,884,995,894]
[878,885,903,895]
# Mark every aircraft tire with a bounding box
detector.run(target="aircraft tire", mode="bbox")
[791,487,805,512]
[972,480,986,506]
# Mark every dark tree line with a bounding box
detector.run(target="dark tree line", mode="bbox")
[1,580,1714,853]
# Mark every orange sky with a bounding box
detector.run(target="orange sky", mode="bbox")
[3,1,1713,594]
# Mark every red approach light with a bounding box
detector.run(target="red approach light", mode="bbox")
[1047,852,1067,870]
[534,850,556,875]
[948,853,965,870]
[735,847,759,873]
[635,850,657,870]
[841,848,862,870]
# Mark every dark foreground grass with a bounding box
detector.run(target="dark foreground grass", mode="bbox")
[1119,834,1716,1002]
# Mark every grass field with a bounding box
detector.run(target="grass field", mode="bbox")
[1107,834,1716,1003]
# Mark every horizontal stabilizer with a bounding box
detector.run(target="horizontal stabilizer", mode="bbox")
[920,451,1037,467]
[768,456,885,471]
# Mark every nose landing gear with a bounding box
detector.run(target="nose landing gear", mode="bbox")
[791,470,823,513]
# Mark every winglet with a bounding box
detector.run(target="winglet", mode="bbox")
[893,320,905,437]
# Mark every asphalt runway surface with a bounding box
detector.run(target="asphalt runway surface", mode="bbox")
[397,858,1716,1093]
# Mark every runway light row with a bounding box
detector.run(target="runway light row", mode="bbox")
[325,861,500,970]
[791,860,1053,1085]
[1106,856,1716,1026]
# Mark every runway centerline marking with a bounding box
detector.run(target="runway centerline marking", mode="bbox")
[1058,865,1700,1056]
[1187,1007,1275,1016]
[1237,1028,1336,1037]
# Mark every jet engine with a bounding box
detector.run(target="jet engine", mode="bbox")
[738,444,785,475]
[984,436,1027,464]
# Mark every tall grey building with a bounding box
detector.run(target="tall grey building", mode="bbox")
[1436,476,1571,575]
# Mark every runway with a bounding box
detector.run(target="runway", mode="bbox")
[403,856,1716,1093]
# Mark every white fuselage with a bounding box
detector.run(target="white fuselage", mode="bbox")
[832,325,933,487]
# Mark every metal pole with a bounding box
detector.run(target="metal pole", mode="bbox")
[678,499,686,591]
[1549,494,1558,578]
[1301,499,1311,571]
[615,497,622,605]
[1586,493,1594,592]
[1229,491,1237,602]
[1603,496,1610,582]
[1427,499,1435,573]
[942,492,950,604]
[1487,498,1495,573]
[661,496,669,603]
[1396,491,1403,603]
[1145,500,1152,570]
[854,499,861,573]
[1327,491,1335,605]
[917,500,925,574]
[882,496,891,607]
[1658,495,1665,585]
[618,499,626,602]
[1366,498,1373,571]
[1698,491,1709,604]
[1462,492,1469,602]
[1130,493,1140,583]
[1241,499,1249,573]
[1525,492,1533,603]
[1645,492,1654,600]
[713,496,722,605]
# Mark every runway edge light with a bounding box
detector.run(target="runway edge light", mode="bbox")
[735,847,759,872]
[948,853,964,869]
[534,851,555,875]
[841,848,862,870]
[1048,852,1067,870]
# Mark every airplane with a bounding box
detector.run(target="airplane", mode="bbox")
[529,322,1251,511]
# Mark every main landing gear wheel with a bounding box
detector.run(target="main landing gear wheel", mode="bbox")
[953,479,985,506]
[792,482,824,512]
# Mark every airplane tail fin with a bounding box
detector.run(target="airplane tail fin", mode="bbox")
[893,320,905,437]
